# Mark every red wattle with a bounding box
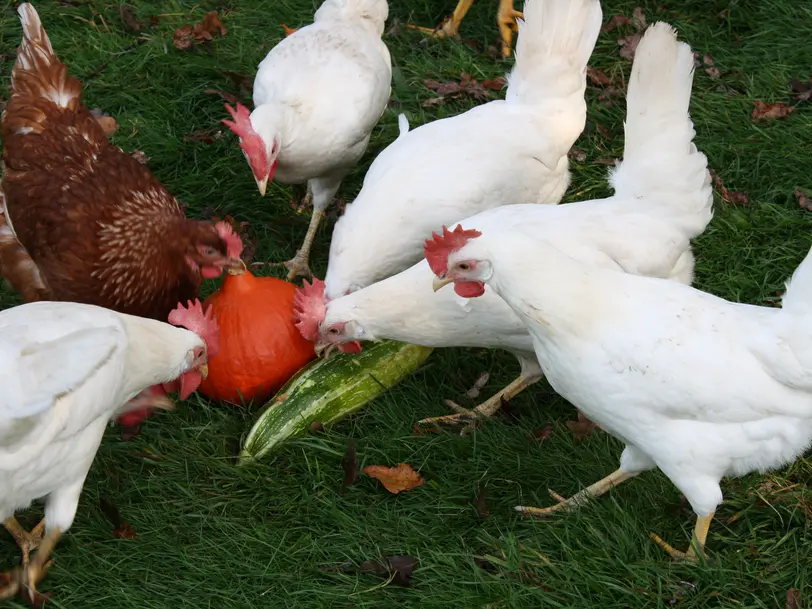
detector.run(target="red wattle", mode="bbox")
[201,266,223,279]
[179,370,202,400]
[339,341,363,354]
[454,281,485,298]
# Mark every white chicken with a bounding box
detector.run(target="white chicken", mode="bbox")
[223,0,392,280]
[430,20,812,562]
[0,300,215,600]
[322,0,603,301]
[294,19,711,433]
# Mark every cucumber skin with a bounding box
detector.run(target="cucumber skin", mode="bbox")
[239,341,434,463]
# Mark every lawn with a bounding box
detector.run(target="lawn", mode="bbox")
[1,0,812,607]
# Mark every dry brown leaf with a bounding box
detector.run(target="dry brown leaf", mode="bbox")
[631,7,647,29]
[594,157,617,166]
[796,188,812,211]
[789,78,812,104]
[601,15,630,32]
[363,463,424,493]
[568,148,586,163]
[119,6,143,32]
[423,72,499,107]
[473,482,489,518]
[702,53,720,80]
[183,129,223,143]
[709,169,749,205]
[618,33,642,61]
[786,589,800,609]
[340,439,358,496]
[587,67,612,87]
[527,423,554,442]
[199,11,227,38]
[174,11,227,50]
[566,411,597,440]
[481,77,506,91]
[204,88,239,104]
[752,100,795,122]
[89,108,118,136]
[282,24,298,37]
[173,25,194,50]
[131,149,150,164]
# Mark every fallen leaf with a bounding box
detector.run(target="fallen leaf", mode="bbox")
[412,423,442,435]
[130,149,150,164]
[281,24,298,37]
[786,589,800,609]
[173,25,194,50]
[481,76,506,91]
[566,411,597,440]
[596,123,611,139]
[568,148,586,163]
[796,188,812,211]
[363,463,424,494]
[119,6,143,32]
[358,555,417,587]
[473,482,489,518]
[423,72,499,106]
[99,496,136,539]
[709,169,749,205]
[309,421,324,433]
[183,129,223,143]
[587,67,612,87]
[218,69,254,101]
[465,372,490,399]
[204,88,239,104]
[527,423,553,442]
[597,86,623,107]
[340,439,358,496]
[701,53,721,79]
[89,108,119,135]
[594,157,616,166]
[174,11,227,50]
[618,33,642,61]
[631,7,647,29]
[789,77,812,104]
[752,99,795,122]
[601,15,630,32]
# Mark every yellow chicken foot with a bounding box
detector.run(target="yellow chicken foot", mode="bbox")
[516,469,638,517]
[3,518,45,566]
[407,0,475,39]
[650,512,714,561]
[419,374,538,435]
[17,526,61,603]
[497,0,523,57]
[283,205,323,281]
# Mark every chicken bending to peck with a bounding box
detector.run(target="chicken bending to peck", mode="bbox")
[224,0,392,280]
[430,22,812,563]
[0,3,243,426]
[323,0,602,302]
[410,0,523,58]
[0,300,216,601]
[297,19,711,433]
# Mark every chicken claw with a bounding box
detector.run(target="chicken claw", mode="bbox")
[649,512,714,561]
[516,469,637,517]
[17,526,61,603]
[406,0,474,40]
[3,518,44,566]
[497,0,523,57]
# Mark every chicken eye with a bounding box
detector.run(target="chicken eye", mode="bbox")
[328,327,340,335]
[203,247,218,256]
[457,262,471,271]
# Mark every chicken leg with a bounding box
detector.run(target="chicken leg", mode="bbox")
[0,525,60,603]
[516,469,638,517]
[407,0,475,40]
[3,518,44,566]
[419,374,540,435]
[649,513,714,561]
[497,0,523,57]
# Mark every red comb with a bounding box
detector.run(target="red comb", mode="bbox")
[424,225,483,275]
[168,299,220,358]
[222,103,256,140]
[215,221,244,259]
[293,278,327,342]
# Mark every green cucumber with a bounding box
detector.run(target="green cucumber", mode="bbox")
[238,340,434,464]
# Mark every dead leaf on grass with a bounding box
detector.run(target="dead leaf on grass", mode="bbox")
[601,15,630,32]
[631,7,647,29]
[358,555,418,587]
[789,77,812,104]
[752,100,795,122]
[340,439,358,496]
[174,11,227,50]
[566,411,597,440]
[218,69,254,101]
[204,88,239,104]
[363,463,424,494]
[594,157,617,166]
[183,129,224,143]
[568,148,586,163]
[119,6,144,32]
[587,67,612,87]
[473,482,489,518]
[89,108,119,135]
[99,496,136,539]
[527,423,554,442]
[130,149,150,164]
[796,189,812,211]
[423,72,500,107]
[702,53,721,80]
[618,34,642,61]
[709,169,749,205]
[786,588,801,609]
[281,24,298,37]
[465,372,490,399]
[609,7,646,61]
[309,421,324,434]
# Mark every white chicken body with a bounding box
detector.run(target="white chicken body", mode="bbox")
[324,0,604,299]
[252,0,391,185]
[0,302,204,533]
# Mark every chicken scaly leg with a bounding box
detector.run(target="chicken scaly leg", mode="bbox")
[283,188,318,281]
[516,469,638,517]
[0,525,59,602]
[407,0,475,39]
[650,512,714,561]
[3,518,45,566]
[497,0,523,57]
[419,374,540,435]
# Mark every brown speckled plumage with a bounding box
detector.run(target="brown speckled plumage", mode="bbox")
[0,4,229,320]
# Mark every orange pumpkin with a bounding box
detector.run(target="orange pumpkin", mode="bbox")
[200,269,316,404]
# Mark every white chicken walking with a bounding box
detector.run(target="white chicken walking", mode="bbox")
[322,0,604,300]
[223,0,392,280]
[295,16,711,433]
[430,20,812,562]
[0,300,216,600]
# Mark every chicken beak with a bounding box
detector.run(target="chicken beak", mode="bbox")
[199,364,209,379]
[314,341,336,359]
[255,176,268,197]
[432,275,454,292]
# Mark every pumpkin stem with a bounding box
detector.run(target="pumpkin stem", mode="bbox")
[228,259,248,275]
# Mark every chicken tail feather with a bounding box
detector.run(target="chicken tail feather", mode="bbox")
[609,23,712,240]
[11,3,82,113]
[0,189,51,302]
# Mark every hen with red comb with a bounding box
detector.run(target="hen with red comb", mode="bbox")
[224,0,391,281]
[424,226,482,276]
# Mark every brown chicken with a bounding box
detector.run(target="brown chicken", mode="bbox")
[0,3,243,320]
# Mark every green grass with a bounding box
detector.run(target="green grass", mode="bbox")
[2,0,812,607]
